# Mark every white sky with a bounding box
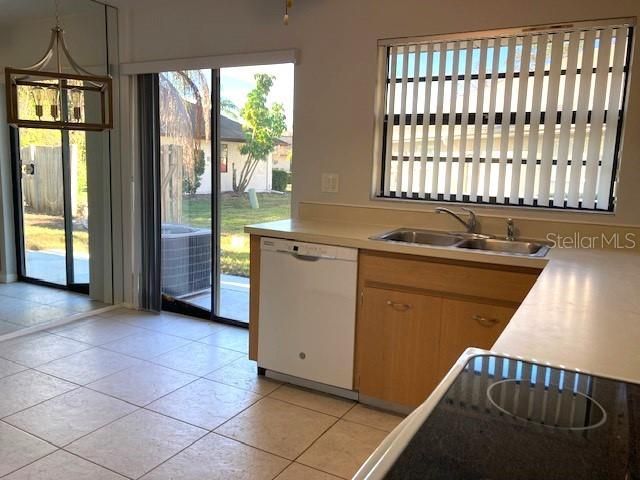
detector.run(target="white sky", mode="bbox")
[221,63,295,132]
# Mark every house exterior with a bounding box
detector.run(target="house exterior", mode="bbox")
[196,116,290,194]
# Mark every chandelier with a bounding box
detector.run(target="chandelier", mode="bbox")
[4,3,113,131]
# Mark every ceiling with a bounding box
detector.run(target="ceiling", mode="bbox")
[0,0,108,27]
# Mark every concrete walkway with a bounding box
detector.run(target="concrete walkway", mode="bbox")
[24,250,90,285]
[182,274,249,323]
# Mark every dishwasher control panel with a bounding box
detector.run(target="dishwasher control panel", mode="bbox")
[261,238,357,261]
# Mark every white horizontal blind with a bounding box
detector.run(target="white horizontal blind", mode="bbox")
[378,20,633,211]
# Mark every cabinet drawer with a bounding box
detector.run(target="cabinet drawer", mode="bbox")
[439,299,516,376]
[357,287,442,408]
[359,250,540,303]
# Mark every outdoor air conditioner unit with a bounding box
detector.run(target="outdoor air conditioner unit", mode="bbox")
[161,224,212,298]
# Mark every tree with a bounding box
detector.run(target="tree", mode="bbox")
[233,74,286,194]
[159,70,210,203]
[183,149,206,195]
[221,97,239,119]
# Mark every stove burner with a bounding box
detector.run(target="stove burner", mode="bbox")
[486,378,607,430]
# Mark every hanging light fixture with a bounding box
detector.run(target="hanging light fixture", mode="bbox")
[4,0,113,131]
[283,0,293,25]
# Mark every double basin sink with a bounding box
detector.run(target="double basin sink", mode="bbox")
[371,228,549,257]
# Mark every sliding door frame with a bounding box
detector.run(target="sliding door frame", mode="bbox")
[155,68,247,328]
[9,127,89,294]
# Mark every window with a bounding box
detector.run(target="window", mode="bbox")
[221,143,228,173]
[374,18,635,211]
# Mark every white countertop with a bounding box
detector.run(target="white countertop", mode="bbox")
[246,219,640,383]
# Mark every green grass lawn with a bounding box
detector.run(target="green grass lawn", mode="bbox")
[184,192,291,277]
[24,213,89,254]
[22,192,290,279]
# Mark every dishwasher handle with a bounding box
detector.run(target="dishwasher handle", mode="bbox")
[275,249,324,261]
[292,252,321,262]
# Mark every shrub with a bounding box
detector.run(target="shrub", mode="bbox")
[272,169,289,192]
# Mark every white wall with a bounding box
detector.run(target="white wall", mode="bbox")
[197,142,273,194]
[118,0,640,226]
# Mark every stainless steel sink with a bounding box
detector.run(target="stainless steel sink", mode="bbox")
[455,238,550,257]
[371,228,463,247]
[371,227,550,257]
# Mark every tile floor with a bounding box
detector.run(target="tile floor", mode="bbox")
[0,308,404,479]
[0,282,108,337]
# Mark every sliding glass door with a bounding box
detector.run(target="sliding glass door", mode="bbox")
[217,64,293,322]
[157,64,293,325]
[158,70,215,313]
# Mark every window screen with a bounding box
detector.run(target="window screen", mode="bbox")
[376,19,634,211]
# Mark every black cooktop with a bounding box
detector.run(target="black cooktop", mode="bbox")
[386,354,640,480]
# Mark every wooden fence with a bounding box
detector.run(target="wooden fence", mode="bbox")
[160,144,184,223]
[20,145,79,217]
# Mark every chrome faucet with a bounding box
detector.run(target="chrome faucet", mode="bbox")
[506,218,516,241]
[435,207,477,234]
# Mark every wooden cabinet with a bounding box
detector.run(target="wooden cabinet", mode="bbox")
[251,237,541,410]
[357,287,442,407]
[438,299,516,377]
[355,250,540,408]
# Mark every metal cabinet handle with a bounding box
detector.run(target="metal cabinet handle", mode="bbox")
[386,300,412,311]
[472,314,500,327]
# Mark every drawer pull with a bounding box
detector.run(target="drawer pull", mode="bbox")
[472,314,499,327]
[386,300,412,311]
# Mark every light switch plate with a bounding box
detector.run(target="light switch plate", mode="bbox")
[321,173,339,193]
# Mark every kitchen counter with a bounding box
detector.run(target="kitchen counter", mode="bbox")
[246,219,640,384]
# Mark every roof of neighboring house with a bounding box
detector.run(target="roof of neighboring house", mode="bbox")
[221,116,289,146]
[220,115,245,143]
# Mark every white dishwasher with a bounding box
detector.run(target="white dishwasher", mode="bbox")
[258,237,358,390]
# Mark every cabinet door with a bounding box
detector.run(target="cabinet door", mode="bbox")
[439,299,516,376]
[357,287,442,408]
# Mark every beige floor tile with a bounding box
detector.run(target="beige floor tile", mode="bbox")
[100,308,156,320]
[47,319,95,334]
[49,297,107,314]
[2,304,68,328]
[269,385,355,417]
[206,356,281,395]
[199,326,249,353]
[5,388,137,447]
[276,463,342,480]
[0,422,57,477]
[52,318,144,345]
[0,357,27,379]
[147,378,261,429]
[143,314,223,340]
[4,450,127,479]
[67,409,206,479]
[342,404,404,432]
[298,420,388,479]
[141,433,289,480]
[100,331,191,360]
[0,320,23,336]
[37,347,144,385]
[87,362,196,406]
[0,333,90,367]
[216,397,336,460]
[151,342,243,376]
[0,370,77,417]
[0,283,70,304]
